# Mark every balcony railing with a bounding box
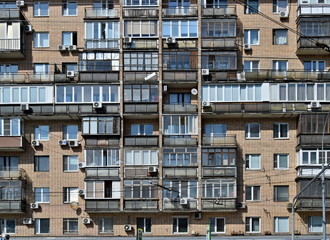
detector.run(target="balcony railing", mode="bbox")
[202,167,237,177]
[163,71,197,82]
[84,8,119,18]
[0,39,21,50]
[85,138,120,147]
[124,167,155,178]
[124,103,158,113]
[124,200,158,211]
[297,37,330,55]
[201,199,236,211]
[85,168,120,179]
[0,200,25,213]
[163,167,197,178]
[124,136,158,146]
[163,39,197,49]
[85,39,119,50]
[85,200,120,212]
[202,135,236,146]
[162,7,198,17]
[298,134,330,148]
[0,9,20,19]
[0,136,27,152]
[124,72,159,81]
[163,137,198,146]
[0,168,27,179]
[296,166,330,177]
[202,38,237,48]
[202,6,237,16]
[297,4,330,16]
[296,198,330,211]
[163,104,197,113]
[79,72,119,82]
[123,8,159,17]
[124,39,158,49]
[163,198,197,210]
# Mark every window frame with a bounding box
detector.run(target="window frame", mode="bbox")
[34,125,49,141]
[137,218,152,233]
[34,32,49,48]
[245,0,259,14]
[125,149,158,165]
[274,154,289,169]
[164,148,198,167]
[272,0,288,13]
[308,216,322,233]
[35,218,50,234]
[210,217,225,233]
[246,185,260,201]
[63,125,78,140]
[0,219,15,234]
[62,1,77,16]
[34,1,49,17]
[163,180,198,199]
[172,217,189,234]
[244,60,259,72]
[245,217,260,233]
[245,154,261,170]
[272,60,288,71]
[34,156,50,172]
[244,29,259,45]
[124,180,158,199]
[98,218,113,234]
[274,185,289,202]
[85,148,120,167]
[131,124,154,136]
[245,123,260,139]
[273,123,289,139]
[274,217,289,233]
[34,187,50,203]
[202,179,236,198]
[124,20,158,38]
[63,155,78,172]
[63,218,78,234]
[0,118,21,136]
[162,20,198,38]
[62,31,77,45]
[63,187,79,203]
[273,29,288,45]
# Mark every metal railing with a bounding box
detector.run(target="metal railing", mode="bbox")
[0,38,21,50]
[202,5,236,16]
[85,39,119,49]
[84,8,119,18]
[162,7,197,16]
[202,134,237,146]
[297,4,330,16]
[123,8,159,17]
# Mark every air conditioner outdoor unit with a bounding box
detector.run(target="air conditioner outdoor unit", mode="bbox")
[69,140,79,147]
[279,10,288,18]
[20,103,29,111]
[202,101,211,107]
[31,140,40,147]
[124,224,132,231]
[202,69,209,76]
[124,37,132,43]
[30,203,39,209]
[180,198,189,205]
[16,0,25,7]
[82,218,91,224]
[244,43,251,50]
[24,25,32,33]
[79,189,85,196]
[68,45,77,51]
[166,37,176,44]
[309,101,321,109]
[58,45,67,51]
[58,140,67,146]
[23,218,33,225]
[93,101,102,109]
[194,212,202,219]
[237,71,246,81]
[148,166,158,173]
[79,162,86,169]
[67,71,75,78]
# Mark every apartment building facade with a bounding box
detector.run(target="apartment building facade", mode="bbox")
[0,0,329,238]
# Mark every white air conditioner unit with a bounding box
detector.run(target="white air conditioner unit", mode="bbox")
[309,101,321,109]
[180,198,189,205]
[194,212,202,219]
[163,85,168,93]
[124,37,132,43]
[58,45,67,51]
[124,224,132,231]
[82,218,91,224]
[24,25,32,33]
[23,218,33,225]
[202,69,209,76]
[67,71,75,78]
[31,140,40,147]
[69,140,79,147]
[148,166,158,173]
[279,10,288,18]
[30,203,39,209]
[78,189,85,196]
[202,101,211,107]
[79,162,86,169]
[68,45,77,51]
[244,43,251,50]
[20,103,29,111]
[237,71,246,81]
[166,37,176,44]
[93,101,102,108]
[58,140,67,146]
[16,0,25,7]
[191,88,198,95]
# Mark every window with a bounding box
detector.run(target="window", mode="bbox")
[273,60,288,71]
[79,52,119,71]
[34,125,49,140]
[63,155,78,172]
[85,22,119,49]
[163,115,198,135]
[34,63,49,74]
[82,117,120,135]
[0,86,51,104]
[124,52,158,71]
[201,52,237,70]
[34,156,49,172]
[131,124,153,135]
[0,2,17,8]
[274,186,289,201]
[63,187,78,203]
[164,148,198,166]
[35,218,50,234]
[244,61,259,72]
[173,217,188,233]
[85,180,120,199]
[0,182,22,200]
[62,63,78,73]
[62,32,77,45]
[300,149,330,165]
[63,1,77,16]
[125,150,158,165]
[34,1,49,16]
[98,218,113,234]
[273,123,288,139]
[93,0,114,9]
[163,181,197,199]
[34,32,49,47]
[274,217,289,233]
[304,61,325,72]
[210,218,225,233]
[124,180,157,199]
[0,219,15,234]
[309,216,322,232]
[273,0,288,12]
[202,148,236,166]
[0,64,18,74]
[85,149,119,167]
[201,20,236,37]
[163,20,198,37]
[63,125,78,140]
[163,52,197,70]
[244,29,259,45]
[137,218,152,233]
[300,21,330,37]
[0,118,21,136]
[273,29,288,45]
[35,187,50,203]
[0,156,18,171]
[245,0,259,13]
[124,21,158,37]
[245,154,260,170]
[274,154,288,169]
[124,85,158,102]
[63,218,78,234]
[246,186,260,201]
[169,93,190,104]
[245,217,260,233]
[245,123,260,139]
[202,179,236,198]
[204,124,227,136]
[124,0,158,6]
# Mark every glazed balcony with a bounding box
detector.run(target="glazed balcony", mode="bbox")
[123,8,159,18]
[85,200,120,212]
[84,8,119,18]
[202,5,237,16]
[124,200,158,211]
[0,136,28,152]
[124,136,159,146]
[297,4,330,16]
[0,180,26,213]
[85,168,120,179]
[201,198,237,211]
[202,134,237,147]
[202,167,237,178]
[162,7,198,17]
[0,38,24,58]
[297,37,330,55]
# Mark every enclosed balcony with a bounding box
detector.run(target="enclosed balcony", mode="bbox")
[202,167,237,178]
[85,200,120,212]
[0,8,20,19]
[163,137,198,146]
[0,180,26,213]
[297,4,330,16]
[163,104,197,113]
[202,5,236,16]
[163,167,198,178]
[297,37,330,55]
[163,199,198,211]
[124,136,158,146]
[202,135,237,146]
[0,136,28,152]
[84,8,119,18]
[201,199,237,211]
[85,168,120,179]
[124,200,158,211]
[123,8,159,17]
[162,7,198,17]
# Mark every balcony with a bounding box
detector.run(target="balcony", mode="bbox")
[296,166,330,178]
[79,72,119,82]
[163,137,198,146]
[201,199,236,211]
[163,39,197,49]
[84,8,119,18]
[0,168,27,179]
[163,167,197,178]
[163,104,197,113]
[85,200,120,212]
[202,135,236,146]
[54,104,120,115]
[124,200,158,211]
[162,7,198,17]
[0,38,24,58]
[124,103,158,114]
[202,167,237,178]
[202,6,236,16]
[123,8,159,17]
[0,9,20,19]
[85,138,120,147]
[85,39,119,50]
[124,39,158,49]
[163,199,198,211]
[27,74,54,82]
[124,136,158,146]
[298,134,330,148]
[297,37,330,55]
[296,198,330,211]
[0,136,27,152]
[124,168,152,178]
[297,4,330,16]
[85,168,120,179]
[202,38,237,49]
[0,200,25,213]
[124,72,159,82]
[0,74,25,83]
[163,71,197,83]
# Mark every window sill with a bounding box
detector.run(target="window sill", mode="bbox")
[245,137,261,140]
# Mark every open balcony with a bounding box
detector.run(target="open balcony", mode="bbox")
[163,39,198,49]
[297,37,330,55]
[202,167,237,178]
[85,200,120,212]
[124,200,158,211]
[202,38,237,49]
[0,136,28,152]
[162,7,198,17]
[124,136,158,146]
[296,198,330,211]
[163,104,197,113]
[163,71,197,83]
[201,198,237,211]
[202,6,236,16]
[85,168,120,179]
[124,39,158,49]
[297,4,330,16]
[0,38,24,58]
[163,167,197,178]
[79,72,119,82]
[163,137,198,146]
[296,166,330,178]
[202,134,236,146]
[124,72,159,82]
[298,134,330,148]
[124,103,158,114]
[123,8,159,17]
[84,8,119,18]
[163,198,198,211]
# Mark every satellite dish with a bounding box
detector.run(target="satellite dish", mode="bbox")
[191,88,198,95]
